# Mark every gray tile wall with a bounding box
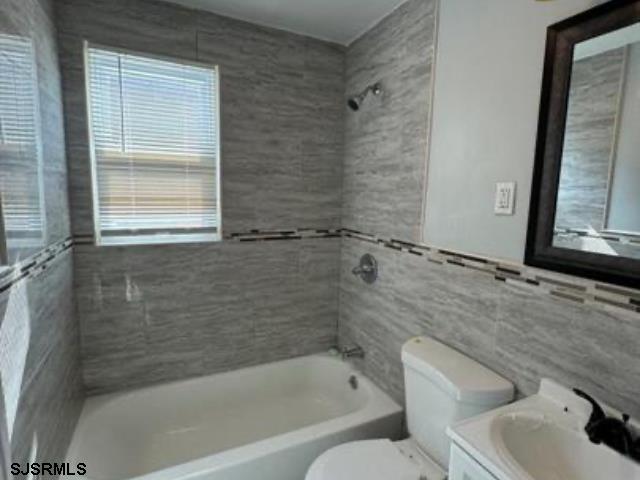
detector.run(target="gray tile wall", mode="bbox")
[55,0,344,393]
[557,48,625,230]
[74,238,340,394]
[4,251,83,473]
[0,0,82,471]
[55,0,345,237]
[339,237,640,418]
[339,0,640,418]
[342,0,436,242]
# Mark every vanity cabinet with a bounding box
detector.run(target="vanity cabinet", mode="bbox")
[449,444,499,480]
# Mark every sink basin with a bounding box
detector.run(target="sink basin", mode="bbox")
[448,379,640,480]
[491,411,640,480]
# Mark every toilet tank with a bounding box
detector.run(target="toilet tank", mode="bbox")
[401,337,513,468]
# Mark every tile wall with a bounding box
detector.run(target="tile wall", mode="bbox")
[55,0,345,393]
[0,0,82,472]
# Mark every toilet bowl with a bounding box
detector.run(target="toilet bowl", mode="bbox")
[306,438,445,480]
[305,336,514,480]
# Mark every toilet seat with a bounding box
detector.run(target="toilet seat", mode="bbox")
[305,439,446,480]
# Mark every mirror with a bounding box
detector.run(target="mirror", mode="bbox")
[527,0,640,288]
[555,24,640,259]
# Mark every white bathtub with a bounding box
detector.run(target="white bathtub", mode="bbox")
[64,354,403,480]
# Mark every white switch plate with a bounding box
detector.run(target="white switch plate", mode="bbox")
[495,182,516,215]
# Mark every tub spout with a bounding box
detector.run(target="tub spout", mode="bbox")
[341,345,365,360]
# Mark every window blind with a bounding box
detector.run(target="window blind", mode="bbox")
[0,34,45,260]
[85,46,220,245]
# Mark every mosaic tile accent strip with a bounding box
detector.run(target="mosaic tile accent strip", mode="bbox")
[69,226,640,315]
[72,234,95,246]
[0,237,73,294]
[555,227,640,246]
[341,228,640,314]
[225,228,342,242]
[72,229,342,246]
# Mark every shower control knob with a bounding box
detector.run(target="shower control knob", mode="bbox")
[352,254,377,284]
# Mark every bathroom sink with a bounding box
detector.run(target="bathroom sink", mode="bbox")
[491,411,640,480]
[448,379,640,480]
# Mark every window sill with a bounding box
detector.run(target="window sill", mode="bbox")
[98,233,221,247]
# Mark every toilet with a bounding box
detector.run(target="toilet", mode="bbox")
[306,336,514,480]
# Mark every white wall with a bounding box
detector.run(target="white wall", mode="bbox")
[608,44,640,233]
[424,0,605,262]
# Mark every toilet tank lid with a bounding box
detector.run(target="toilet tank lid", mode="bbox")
[401,337,514,406]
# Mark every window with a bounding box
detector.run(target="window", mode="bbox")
[0,34,45,264]
[85,44,221,246]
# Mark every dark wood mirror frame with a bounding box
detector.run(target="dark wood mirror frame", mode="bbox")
[526,0,640,288]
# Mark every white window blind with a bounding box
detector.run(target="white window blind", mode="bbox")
[85,45,220,246]
[0,34,45,263]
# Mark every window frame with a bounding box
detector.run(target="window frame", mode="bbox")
[83,41,222,247]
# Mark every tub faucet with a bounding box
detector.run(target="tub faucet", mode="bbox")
[574,388,637,459]
[341,345,365,360]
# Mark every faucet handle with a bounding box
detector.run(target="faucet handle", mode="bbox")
[352,254,377,284]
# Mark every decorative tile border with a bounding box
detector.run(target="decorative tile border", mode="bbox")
[71,229,342,246]
[225,228,342,242]
[60,226,640,315]
[341,228,640,315]
[72,234,95,246]
[555,227,640,246]
[0,237,73,294]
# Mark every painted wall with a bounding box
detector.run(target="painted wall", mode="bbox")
[339,0,640,426]
[608,44,640,233]
[0,0,83,472]
[424,0,606,262]
[55,0,344,393]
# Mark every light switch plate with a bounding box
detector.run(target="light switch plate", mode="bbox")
[495,182,516,215]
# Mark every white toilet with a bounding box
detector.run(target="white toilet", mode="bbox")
[306,336,514,480]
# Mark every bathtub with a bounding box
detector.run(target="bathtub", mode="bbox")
[64,354,403,480]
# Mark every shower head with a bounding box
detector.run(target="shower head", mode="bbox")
[347,82,382,111]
